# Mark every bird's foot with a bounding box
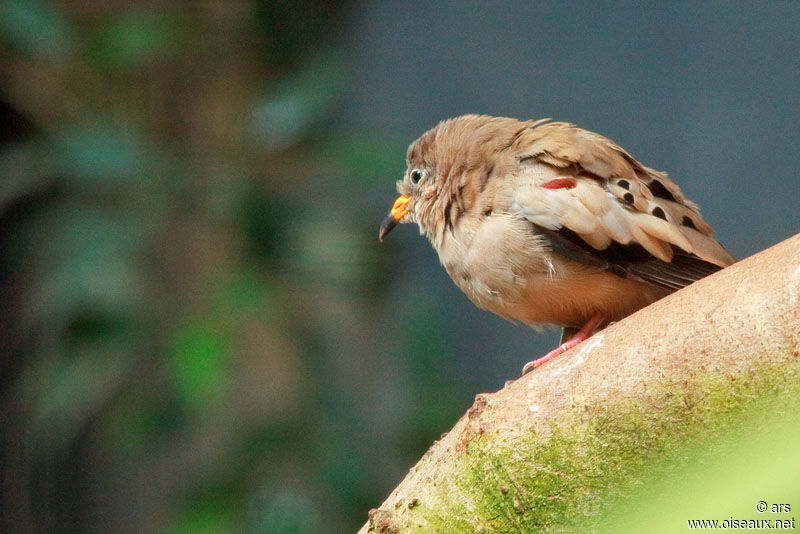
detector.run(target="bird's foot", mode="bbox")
[521,313,605,374]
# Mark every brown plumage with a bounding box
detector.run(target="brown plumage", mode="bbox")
[379,114,735,372]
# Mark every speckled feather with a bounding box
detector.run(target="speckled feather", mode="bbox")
[392,114,735,329]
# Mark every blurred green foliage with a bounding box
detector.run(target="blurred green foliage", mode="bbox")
[89,11,182,68]
[0,1,468,532]
[0,0,76,60]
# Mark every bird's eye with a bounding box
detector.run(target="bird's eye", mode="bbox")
[410,169,424,185]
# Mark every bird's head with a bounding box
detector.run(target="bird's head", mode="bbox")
[378,117,450,242]
[379,114,517,243]
[378,160,438,242]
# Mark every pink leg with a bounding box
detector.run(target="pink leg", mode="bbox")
[521,313,605,374]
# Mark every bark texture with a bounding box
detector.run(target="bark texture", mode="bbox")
[361,233,800,533]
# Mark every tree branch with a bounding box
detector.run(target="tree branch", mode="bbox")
[361,234,800,533]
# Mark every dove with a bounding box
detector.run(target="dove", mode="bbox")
[379,115,735,373]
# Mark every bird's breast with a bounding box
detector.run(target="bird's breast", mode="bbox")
[435,212,551,317]
[433,212,668,328]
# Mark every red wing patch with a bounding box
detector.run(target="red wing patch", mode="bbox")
[542,178,577,189]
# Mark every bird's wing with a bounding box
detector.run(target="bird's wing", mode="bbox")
[510,120,735,288]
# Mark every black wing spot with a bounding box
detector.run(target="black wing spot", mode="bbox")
[623,192,635,204]
[648,179,677,202]
[682,216,697,229]
[651,206,667,220]
[617,179,630,190]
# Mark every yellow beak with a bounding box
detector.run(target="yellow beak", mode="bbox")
[378,195,410,242]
